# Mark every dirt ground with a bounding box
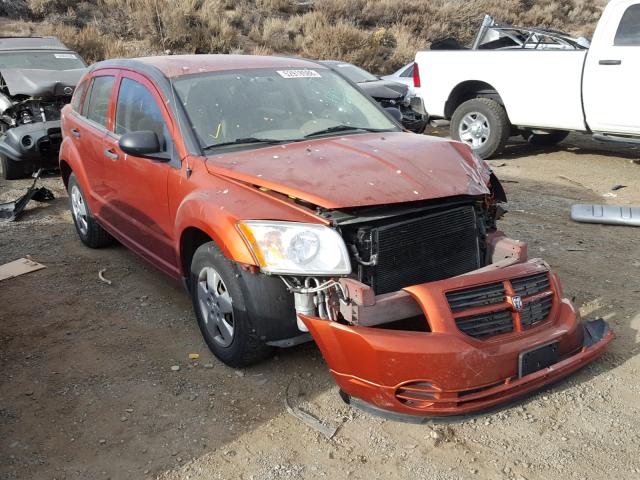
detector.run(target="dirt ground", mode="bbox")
[1,133,639,480]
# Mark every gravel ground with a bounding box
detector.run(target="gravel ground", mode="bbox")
[1,133,639,480]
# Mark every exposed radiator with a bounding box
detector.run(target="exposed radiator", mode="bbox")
[357,205,481,295]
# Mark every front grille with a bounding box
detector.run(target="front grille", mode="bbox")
[369,206,480,294]
[520,295,553,327]
[446,282,505,312]
[455,309,513,338]
[512,272,550,296]
[447,271,554,339]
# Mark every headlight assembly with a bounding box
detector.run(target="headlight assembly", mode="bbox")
[237,220,351,275]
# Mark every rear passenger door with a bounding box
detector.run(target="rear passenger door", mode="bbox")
[73,73,116,209]
[102,72,179,275]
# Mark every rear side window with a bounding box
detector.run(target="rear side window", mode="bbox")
[115,78,168,150]
[615,4,640,46]
[83,76,115,128]
[400,64,414,78]
[70,80,87,112]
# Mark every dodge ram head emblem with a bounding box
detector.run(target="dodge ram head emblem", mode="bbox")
[509,295,523,311]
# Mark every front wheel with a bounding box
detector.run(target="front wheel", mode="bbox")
[522,129,569,146]
[450,98,511,159]
[190,242,274,368]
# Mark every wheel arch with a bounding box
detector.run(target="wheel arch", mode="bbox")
[445,81,505,119]
[180,226,214,282]
[174,193,258,279]
[59,159,73,189]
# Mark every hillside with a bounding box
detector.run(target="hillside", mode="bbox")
[1,0,607,74]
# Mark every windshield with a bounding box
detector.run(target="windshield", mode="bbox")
[173,67,397,151]
[0,51,86,70]
[331,63,378,83]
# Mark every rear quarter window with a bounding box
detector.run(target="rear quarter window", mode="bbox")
[400,65,414,78]
[83,75,115,128]
[71,80,87,112]
[615,4,640,46]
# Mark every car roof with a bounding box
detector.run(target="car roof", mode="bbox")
[319,60,350,66]
[91,54,329,78]
[0,36,70,51]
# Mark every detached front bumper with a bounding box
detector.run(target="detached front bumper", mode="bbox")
[300,260,613,418]
[0,121,62,164]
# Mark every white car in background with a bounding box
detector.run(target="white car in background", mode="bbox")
[381,62,417,96]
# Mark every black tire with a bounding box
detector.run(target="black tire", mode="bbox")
[1,154,26,180]
[190,241,274,368]
[522,129,569,146]
[67,173,114,248]
[450,98,511,159]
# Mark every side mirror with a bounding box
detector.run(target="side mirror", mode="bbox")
[119,131,170,162]
[384,106,402,123]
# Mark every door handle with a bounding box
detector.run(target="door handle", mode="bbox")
[70,128,81,138]
[599,59,622,65]
[104,148,119,160]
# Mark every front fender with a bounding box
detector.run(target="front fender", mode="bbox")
[174,189,257,267]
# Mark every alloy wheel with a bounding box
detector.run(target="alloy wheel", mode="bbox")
[196,266,235,347]
[459,112,491,149]
[70,184,89,236]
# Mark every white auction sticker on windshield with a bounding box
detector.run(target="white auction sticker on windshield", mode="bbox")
[277,69,321,79]
[54,53,77,59]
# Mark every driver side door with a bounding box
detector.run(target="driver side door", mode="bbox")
[102,72,179,276]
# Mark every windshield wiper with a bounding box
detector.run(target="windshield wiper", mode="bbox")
[203,137,302,151]
[304,125,391,138]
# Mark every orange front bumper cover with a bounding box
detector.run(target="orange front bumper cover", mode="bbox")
[300,262,613,418]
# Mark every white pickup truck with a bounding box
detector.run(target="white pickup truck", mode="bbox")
[414,0,640,158]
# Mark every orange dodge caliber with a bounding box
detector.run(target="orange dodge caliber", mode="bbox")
[59,55,612,419]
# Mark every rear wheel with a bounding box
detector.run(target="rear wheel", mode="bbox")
[190,241,274,368]
[522,129,569,146]
[68,173,114,248]
[450,98,510,159]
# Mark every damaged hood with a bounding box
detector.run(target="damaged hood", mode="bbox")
[205,132,491,209]
[357,79,408,100]
[0,68,85,97]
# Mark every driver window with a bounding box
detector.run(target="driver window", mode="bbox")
[115,78,169,151]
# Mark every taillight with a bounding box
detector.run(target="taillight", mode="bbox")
[412,62,421,88]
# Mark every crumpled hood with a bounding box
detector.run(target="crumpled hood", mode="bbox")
[357,79,408,100]
[0,68,85,97]
[205,132,491,209]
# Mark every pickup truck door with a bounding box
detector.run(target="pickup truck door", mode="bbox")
[583,1,640,135]
[102,73,180,277]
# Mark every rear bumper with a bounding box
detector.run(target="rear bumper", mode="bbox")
[300,261,613,417]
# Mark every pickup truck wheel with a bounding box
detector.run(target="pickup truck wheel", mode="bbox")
[451,98,510,159]
[68,173,114,248]
[1,154,25,180]
[190,242,274,368]
[522,129,569,146]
